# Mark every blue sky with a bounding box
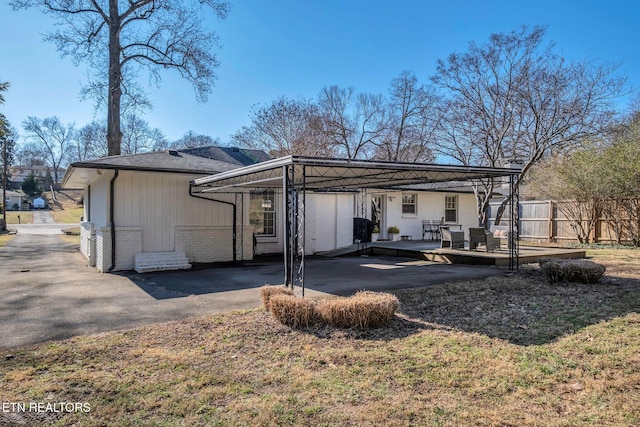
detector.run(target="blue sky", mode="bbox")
[1,0,638,144]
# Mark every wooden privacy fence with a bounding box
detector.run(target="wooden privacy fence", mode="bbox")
[489,200,619,243]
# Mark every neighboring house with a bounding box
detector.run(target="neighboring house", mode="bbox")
[3,190,27,211]
[8,165,67,189]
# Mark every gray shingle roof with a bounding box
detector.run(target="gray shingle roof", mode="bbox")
[69,150,240,175]
[179,146,272,166]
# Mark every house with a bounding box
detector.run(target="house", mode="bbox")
[190,156,520,287]
[3,190,28,211]
[63,149,518,273]
[61,149,264,272]
[8,165,67,189]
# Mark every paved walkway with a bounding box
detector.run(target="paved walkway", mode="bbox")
[33,210,56,224]
[8,210,77,235]
[0,232,503,349]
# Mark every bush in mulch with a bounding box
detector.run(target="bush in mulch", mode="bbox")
[539,258,606,284]
[260,285,294,310]
[269,294,322,328]
[263,286,400,330]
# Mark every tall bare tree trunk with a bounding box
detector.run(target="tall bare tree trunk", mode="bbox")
[107,0,122,156]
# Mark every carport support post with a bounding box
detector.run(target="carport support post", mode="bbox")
[508,174,520,270]
[283,164,306,296]
[283,165,292,290]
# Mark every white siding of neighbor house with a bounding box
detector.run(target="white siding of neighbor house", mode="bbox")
[369,191,479,239]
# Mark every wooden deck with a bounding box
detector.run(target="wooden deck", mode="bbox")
[318,240,586,267]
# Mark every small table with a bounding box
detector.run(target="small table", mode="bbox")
[440,224,462,230]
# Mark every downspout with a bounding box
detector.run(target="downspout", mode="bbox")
[107,169,119,272]
[188,185,237,263]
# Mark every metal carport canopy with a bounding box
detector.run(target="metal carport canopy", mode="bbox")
[189,155,521,294]
[190,155,520,191]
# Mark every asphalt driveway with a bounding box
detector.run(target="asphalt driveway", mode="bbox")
[0,232,502,349]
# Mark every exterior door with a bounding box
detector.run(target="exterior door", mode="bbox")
[371,196,385,238]
[315,195,338,252]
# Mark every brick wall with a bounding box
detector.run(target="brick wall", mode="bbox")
[175,225,255,263]
[95,226,142,272]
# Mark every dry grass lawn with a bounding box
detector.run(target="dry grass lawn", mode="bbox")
[4,211,33,224]
[0,233,14,247]
[1,248,639,426]
[50,207,84,224]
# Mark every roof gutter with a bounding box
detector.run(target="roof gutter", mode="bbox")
[107,169,119,272]
[188,185,238,263]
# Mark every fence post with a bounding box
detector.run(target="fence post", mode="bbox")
[548,200,554,242]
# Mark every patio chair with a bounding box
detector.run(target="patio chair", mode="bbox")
[490,225,510,249]
[441,228,464,249]
[422,220,440,240]
[468,227,499,252]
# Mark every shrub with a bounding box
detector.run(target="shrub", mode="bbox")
[540,259,606,284]
[318,291,399,329]
[268,294,321,328]
[387,226,400,234]
[259,285,294,310]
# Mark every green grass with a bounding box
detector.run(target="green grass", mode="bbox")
[0,249,639,426]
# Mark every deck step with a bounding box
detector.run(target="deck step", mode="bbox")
[134,251,192,273]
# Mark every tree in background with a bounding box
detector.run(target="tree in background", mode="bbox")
[375,71,440,163]
[73,121,108,161]
[11,0,230,157]
[527,145,607,243]
[120,114,167,155]
[0,114,16,188]
[318,86,387,160]
[527,108,640,245]
[432,26,628,227]
[21,116,75,183]
[21,171,42,197]
[231,97,333,158]
[1,82,11,230]
[599,111,640,245]
[169,130,221,150]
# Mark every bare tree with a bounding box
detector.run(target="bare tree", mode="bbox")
[432,26,628,226]
[1,81,15,231]
[318,86,387,159]
[22,116,75,183]
[11,0,230,156]
[169,131,220,150]
[73,121,108,161]
[120,114,166,154]
[374,71,441,162]
[527,148,606,243]
[232,97,333,158]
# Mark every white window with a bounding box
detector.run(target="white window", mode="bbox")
[402,193,417,215]
[444,195,458,223]
[250,190,276,236]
